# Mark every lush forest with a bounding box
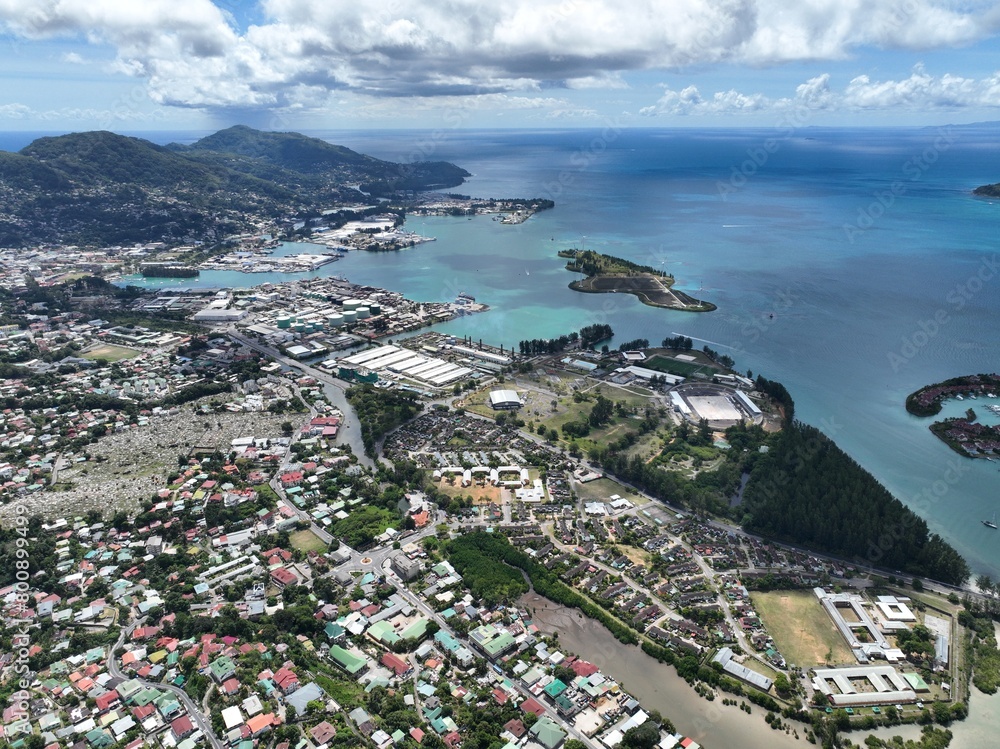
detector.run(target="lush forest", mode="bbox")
[0,126,470,245]
[558,248,668,278]
[518,323,613,355]
[740,421,969,585]
[346,384,423,456]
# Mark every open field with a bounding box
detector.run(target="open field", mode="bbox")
[290,529,328,553]
[82,344,142,362]
[572,477,648,505]
[644,355,716,378]
[751,590,856,667]
[433,479,501,505]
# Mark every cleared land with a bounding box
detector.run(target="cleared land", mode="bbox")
[290,529,328,553]
[82,344,142,362]
[569,274,716,312]
[573,477,647,505]
[751,590,855,667]
[434,480,502,505]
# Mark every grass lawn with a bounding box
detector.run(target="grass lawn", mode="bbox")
[82,344,142,362]
[574,477,634,503]
[751,590,855,667]
[644,354,716,378]
[289,529,328,553]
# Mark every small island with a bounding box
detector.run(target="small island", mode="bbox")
[559,248,716,312]
[973,182,1000,198]
[906,373,1000,458]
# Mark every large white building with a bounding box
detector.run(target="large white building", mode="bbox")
[488,389,522,410]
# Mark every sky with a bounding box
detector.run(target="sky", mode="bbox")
[2,0,1000,134]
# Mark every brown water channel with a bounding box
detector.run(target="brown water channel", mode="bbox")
[522,593,997,748]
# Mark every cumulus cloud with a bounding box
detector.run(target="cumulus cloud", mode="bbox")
[640,68,1000,116]
[0,101,156,123]
[0,0,999,112]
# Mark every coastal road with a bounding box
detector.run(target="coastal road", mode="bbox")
[109,622,225,749]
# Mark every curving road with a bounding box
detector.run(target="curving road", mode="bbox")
[226,329,373,469]
[108,622,225,749]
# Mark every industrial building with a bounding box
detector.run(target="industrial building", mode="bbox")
[488,389,522,410]
[712,647,773,692]
[337,345,473,388]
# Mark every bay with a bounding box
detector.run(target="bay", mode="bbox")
[120,126,1000,579]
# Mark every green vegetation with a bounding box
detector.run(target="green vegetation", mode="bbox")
[346,384,423,456]
[80,344,141,362]
[0,126,470,246]
[973,182,1000,198]
[518,323,613,355]
[959,608,1000,694]
[448,531,639,645]
[330,506,396,550]
[559,248,667,277]
[289,529,327,553]
[742,421,970,586]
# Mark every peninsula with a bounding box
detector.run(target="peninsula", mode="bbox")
[972,182,1000,198]
[906,373,1000,458]
[560,248,716,312]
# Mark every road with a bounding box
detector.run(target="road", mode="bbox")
[108,622,225,749]
[227,329,373,469]
[378,556,601,749]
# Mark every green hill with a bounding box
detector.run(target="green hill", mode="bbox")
[0,126,470,247]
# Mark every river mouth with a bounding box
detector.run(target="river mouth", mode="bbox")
[520,592,807,749]
[520,592,997,749]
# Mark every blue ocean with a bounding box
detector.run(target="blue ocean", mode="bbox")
[8,125,999,578]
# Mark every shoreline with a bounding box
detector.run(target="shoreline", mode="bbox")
[567,273,717,312]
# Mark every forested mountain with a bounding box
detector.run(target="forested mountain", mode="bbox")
[741,421,969,585]
[0,127,469,247]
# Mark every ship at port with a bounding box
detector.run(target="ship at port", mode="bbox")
[140,263,200,278]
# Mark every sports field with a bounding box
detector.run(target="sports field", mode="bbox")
[82,344,141,362]
[289,529,327,553]
[751,590,855,667]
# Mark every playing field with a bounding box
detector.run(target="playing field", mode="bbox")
[289,529,327,553]
[82,344,141,362]
[751,590,855,667]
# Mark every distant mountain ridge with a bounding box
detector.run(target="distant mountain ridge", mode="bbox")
[0,126,470,247]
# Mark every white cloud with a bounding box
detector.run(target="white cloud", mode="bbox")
[641,68,1000,117]
[0,1,999,112]
[843,65,1000,109]
[639,84,771,115]
[0,103,32,119]
[0,101,156,123]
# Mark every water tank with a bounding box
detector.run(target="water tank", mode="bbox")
[343,310,358,323]
[292,323,305,333]
[343,299,363,311]
[327,314,345,327]
[356,306,371,320]
[276,316,291,329]
[368,302,382,316]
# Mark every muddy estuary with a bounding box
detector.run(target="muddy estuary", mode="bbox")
[521,593,997,748]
